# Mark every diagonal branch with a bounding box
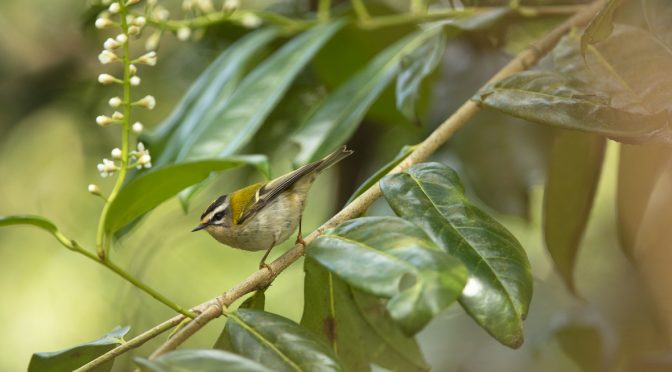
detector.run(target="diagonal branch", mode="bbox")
[76,1,605,370]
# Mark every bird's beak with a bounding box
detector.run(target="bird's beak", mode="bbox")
[191,223,208,232]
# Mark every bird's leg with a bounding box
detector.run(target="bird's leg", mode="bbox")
[259,239,276,273]
[295,215,306,246]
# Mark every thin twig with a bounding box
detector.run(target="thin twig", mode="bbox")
[79,1,604,370]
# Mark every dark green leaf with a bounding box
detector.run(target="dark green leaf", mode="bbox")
[150,28,277,166]
[214,290,266,351]
[544,130,606,294]
[226,309,343,371]
[473,70,672,143]
[308,216,467,335]
[301,258,429,372]
[581,0,622,58]
[345,145,415,206]
[105,156,269,234]
[380,162,532,348]
[292,26,445,165]
[178,21,344,163]
[396,32,445,121]
[616,144,671,259]
[450,113,552,219]
[28,326,129,372]
[135,349,271,372]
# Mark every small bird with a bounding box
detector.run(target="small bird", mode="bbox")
[192,146,353,270]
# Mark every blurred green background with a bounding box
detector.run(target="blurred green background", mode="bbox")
[0,0,666,371]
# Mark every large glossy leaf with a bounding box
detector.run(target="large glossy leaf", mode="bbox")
[28,326,129,372]
[105,156,268,234]
[135,349,271,372]
[301,258,429,372]
[225,309,343,372]
[473,70,672,143]
[544,130,606,294]
[214,290,266,351]
[380,162,532,348]
[291,26,445,165]
[616,144,671,258]
[396,31,445,122]
[150,28,277,166]
[308,216,468,335]
[178,21,344,163]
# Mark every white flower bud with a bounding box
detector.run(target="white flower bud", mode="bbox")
[197,0,214,12]
[128,25,141,35]
[115,33,128,44]
[98,73,119,84]
[95,18,114,29]
[134,16,146,27]
[98,50,119,64]
[108,97,122,107]
[136,51,157,66]
[130,76,141,86]
[112,111,124,120]
[145,30,161,51]
[153,7,169,21]
[241,13,262,28]
[132,122,143,133]
[97,163,105,172]
[135,95,156,109]
[88,184,101,194]
[96,115,114,126]
[138,153,151,165]
[137,142,145,151]
[223,0,238,11]
[177,27,191,41]
[109,2,121,14]
[111,148,122,159]
[129,64,137,75]
[104,38,121,50]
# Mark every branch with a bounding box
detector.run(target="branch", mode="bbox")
[78,1,605,370]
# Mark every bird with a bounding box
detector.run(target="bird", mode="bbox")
[192,146,353,270]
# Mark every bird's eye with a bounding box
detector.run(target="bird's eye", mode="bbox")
[213,211,225,221]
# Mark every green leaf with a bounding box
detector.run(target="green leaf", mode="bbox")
[345,145,415,206]
[226,309,344,372]
[291,26,445,165]
[178,20,344,163]
[214,290,266,351]
[105,156,269,234]
[544,130,606,294]
[581,0,622,59]
[301,258,429,371]
[307,216,467,335]
[616,144,671,259]
[552,312,608,372]
[380,162,532,348]
[135,349,271,372]
[473,70,672,143]
[28,326,129,372]
[396,31,445,122]
[148,29,276,163]
[150,28,278,166]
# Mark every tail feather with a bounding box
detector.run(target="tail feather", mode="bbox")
[314,145,354,173]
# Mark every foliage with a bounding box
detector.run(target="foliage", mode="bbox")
[1,0,671,371]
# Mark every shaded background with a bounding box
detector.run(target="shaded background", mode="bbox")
[0,0,666,371]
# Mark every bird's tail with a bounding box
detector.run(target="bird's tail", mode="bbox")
[314,145,354,173]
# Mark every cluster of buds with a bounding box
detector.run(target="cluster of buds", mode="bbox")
[93,0,157,189]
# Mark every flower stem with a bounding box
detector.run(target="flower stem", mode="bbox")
[95,0,133,260]
[317,0,330,22]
